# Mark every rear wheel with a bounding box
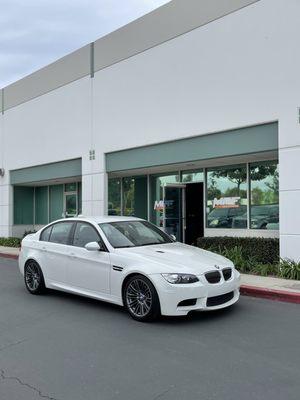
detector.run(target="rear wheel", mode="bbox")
[124,274,160,322]
[24,261,46,295]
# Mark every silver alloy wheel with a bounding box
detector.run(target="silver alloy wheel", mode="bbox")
[126,278,153,317]
[25,262,41,291]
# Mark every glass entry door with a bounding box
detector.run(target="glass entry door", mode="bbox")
[163,184,186,242]
[64,193,77,217]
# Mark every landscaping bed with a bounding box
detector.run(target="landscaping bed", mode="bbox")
[0,237,21,248]
[196,237,300,280]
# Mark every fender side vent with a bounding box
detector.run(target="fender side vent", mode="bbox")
[113,266,123,272]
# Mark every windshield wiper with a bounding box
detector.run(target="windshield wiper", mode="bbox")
[137,242,169,247]
[116,245,135,248]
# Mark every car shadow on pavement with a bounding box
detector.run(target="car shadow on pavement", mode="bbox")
[159,304,240,325]
[41,288,241,326]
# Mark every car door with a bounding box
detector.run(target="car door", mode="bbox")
[66,221,111,294]
[40,221,75,285]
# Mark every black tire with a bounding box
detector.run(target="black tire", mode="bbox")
[123,274,160,322]
[24,260,46,295]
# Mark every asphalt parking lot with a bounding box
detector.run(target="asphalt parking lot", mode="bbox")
[0,258,299,400]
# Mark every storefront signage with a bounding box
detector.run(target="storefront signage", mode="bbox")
[154,200,174,211]
[213,197,240,209]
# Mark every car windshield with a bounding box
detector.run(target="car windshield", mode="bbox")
[99,220,173,249]
[208,208,229,218]
[252,205,278,216]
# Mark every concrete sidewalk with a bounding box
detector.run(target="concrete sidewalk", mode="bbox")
[0,245,299,304]
[0,246,20,259]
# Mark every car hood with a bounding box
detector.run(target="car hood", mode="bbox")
[116,242,233,275]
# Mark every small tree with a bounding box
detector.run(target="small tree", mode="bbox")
[212,167,247,196]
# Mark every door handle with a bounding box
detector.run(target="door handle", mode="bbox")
[69,253,77,259]
[41,246,47,252]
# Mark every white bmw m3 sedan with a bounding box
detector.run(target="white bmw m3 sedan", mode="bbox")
[19,216,240,321]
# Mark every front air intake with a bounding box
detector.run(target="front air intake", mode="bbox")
[178,298,197,307]
[207,291,234,307]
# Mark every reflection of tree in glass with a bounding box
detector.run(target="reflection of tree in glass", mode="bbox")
[224,188,247,198]
[265,169,279,193]
[211,167,247,196]
[182,174,193,183]
[251,164,278,205]
[207,177,221,199]
[250,164,277,182]
[251,187,264,205]
[108,179,121,215]
[123,179,134,215]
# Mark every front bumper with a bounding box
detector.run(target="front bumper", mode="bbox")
[150,270,240,316]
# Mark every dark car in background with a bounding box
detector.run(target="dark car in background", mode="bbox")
[232,204,279,229]
[207,205,247,228]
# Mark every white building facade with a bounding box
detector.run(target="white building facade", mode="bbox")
[0,0,299,260]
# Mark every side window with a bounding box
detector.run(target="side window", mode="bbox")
[49,222,74,245]
[228,208,237,217]
[73,222,100,248]
[40,226,52,242]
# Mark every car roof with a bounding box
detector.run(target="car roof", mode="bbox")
[62,216,143,224]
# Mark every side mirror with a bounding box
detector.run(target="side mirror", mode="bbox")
[85,241,101,251]
[170,234,176,241]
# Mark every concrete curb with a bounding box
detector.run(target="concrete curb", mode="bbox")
[0,253,299,304]
[0,253,19,260]
[240,285,300,304]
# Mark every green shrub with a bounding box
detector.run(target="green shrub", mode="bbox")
[22,230,37,239]
[251,263,280,277]
[197,236,279,265]
[0,237,21,248]
[279,259,300,280]
[204,244,260,274]
[196,237,300,280]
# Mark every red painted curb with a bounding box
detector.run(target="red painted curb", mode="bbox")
[0,253,19,260]
[0,255,299,304]
[240,285,300,304]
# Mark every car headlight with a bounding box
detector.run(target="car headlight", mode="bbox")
[161,273,199,284]
[209,219,219,227]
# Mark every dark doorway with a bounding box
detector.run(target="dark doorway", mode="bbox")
[185,183,204,245]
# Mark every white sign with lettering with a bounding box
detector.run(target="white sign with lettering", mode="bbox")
[213,197,240,209]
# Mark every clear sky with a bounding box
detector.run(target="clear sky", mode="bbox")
[0,0,170,88]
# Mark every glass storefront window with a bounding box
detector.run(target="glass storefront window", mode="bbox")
[206,165,248,229]
[150,173,179,228]
[65,194,77,217]
[123,176,147,219]
[78,182,82,214]
[108,160,279,234]
[108,178,121,216]
[181,169,204,183]
[250,161,279,230]
[65,182,77,192]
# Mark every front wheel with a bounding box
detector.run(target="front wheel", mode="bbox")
[124,275,160,322]
[24,261,46,295]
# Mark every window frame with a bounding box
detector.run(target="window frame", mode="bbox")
[249,160,279,231]
[39,224,53,242]
[39,221,75,245]
[205,163,248,230]
[107,159,279,236]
